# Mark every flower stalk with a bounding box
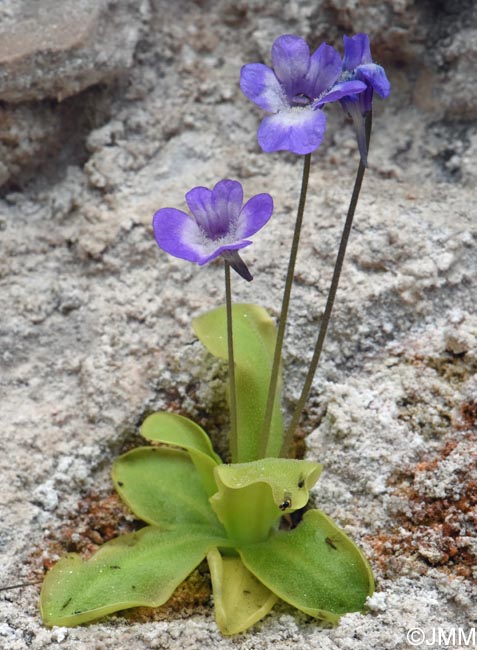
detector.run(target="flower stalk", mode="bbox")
[259,153,311,458]
[281,111,373,455]
[224,261,238,462]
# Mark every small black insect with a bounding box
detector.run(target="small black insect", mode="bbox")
[117,481,124,487]
[325,536,338,550]
[297,478,305,488]
[279,492,292,511]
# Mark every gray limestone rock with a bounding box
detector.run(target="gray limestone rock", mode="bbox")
[0,0,147,188]
[0,0,144,102]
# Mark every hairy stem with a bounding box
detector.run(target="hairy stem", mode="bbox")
[225,261,238,462]
[281,112,373,456]
[259,153,311,458]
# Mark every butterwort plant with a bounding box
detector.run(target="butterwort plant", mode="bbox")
[40,32,390,635]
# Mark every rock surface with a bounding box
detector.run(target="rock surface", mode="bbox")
[0,0,143,102]
[1,1,476,649]
[0,0,146,188]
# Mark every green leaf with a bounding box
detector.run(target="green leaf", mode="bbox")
[211,479,278,546]
[207,547,277,635]
[210,458,322,545]
[215,458,322,510]
[140,412,221,496]
[112,447,222,529]
[193,304,283,462]
[238,510,374,623]
[40,524,232,627]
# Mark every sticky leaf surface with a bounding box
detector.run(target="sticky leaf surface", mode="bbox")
[141,412,221,496]
[112,447,221,528]
[193,304,283,461]
[210,458,321,544]
[207,547,277,635]
[239,509,374,622]
[41,524,232,627]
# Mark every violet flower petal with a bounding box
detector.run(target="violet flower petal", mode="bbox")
[343,33,372,70]
[186,186,232,240]
[315,80,367,107]
[271,34,310,97]
[153,208,204,263]
[357,63,391,98]
[199,241,252,265]
[186,186,214,226]
[304,43,342,98]
[211,179,244,227]
[257,108,326,155]
[236,193,274,238]
[240,63,288,112]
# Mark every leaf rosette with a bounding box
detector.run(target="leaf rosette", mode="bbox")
[40,305,374,634]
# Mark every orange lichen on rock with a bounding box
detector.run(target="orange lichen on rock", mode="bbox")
[367,418,476,582]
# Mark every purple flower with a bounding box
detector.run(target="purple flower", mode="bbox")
[240,34,367,155]
[152,179,273,281]
[339,34,391,165]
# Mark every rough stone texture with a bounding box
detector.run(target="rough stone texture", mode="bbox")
[1,0,476,649]
[0,0,146,188]
[0,0,144,102]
